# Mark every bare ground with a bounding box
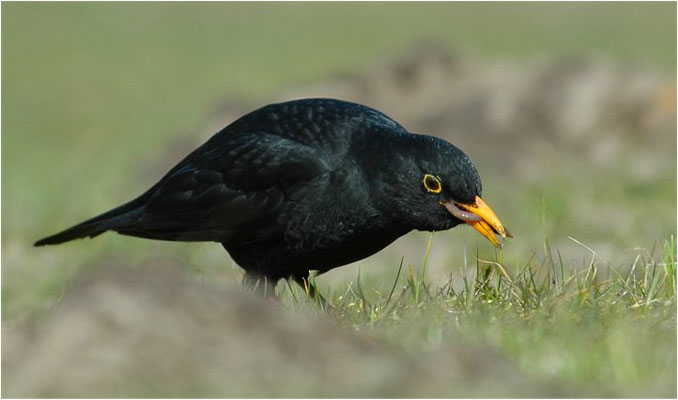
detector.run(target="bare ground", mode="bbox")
[3,261,560,398]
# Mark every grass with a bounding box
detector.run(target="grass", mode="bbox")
[281,235,677,397]
[2,3,676,397]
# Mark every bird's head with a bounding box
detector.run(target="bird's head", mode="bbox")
[373,133,512,248]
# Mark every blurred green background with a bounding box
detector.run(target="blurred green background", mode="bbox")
[3,1,676,318]
[2,2,676,397]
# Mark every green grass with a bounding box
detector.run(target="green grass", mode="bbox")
[2,3,676,397]
[281,235,677,397]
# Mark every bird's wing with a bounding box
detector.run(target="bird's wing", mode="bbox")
[118,132,328,242]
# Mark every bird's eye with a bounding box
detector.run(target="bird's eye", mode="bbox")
[422,174,442,194]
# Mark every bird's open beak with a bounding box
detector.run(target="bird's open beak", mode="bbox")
[442,196,512,249]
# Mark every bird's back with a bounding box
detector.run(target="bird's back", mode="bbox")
[221,98,407,149]
[35,99,407,249]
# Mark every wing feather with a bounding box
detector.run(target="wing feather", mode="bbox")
[122,132,327,242]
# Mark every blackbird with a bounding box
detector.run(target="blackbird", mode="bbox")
[35,98,511,295]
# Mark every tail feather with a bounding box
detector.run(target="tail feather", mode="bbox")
[34,200,145,247]
[34,221,108,246]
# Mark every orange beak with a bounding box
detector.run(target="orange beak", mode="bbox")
[443,196,512,249]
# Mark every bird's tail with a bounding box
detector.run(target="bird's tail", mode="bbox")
[34,199,145,247]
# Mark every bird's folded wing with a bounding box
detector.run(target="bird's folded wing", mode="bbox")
[122,132,329,242]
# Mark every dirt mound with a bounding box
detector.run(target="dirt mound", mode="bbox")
[3,261,557,397]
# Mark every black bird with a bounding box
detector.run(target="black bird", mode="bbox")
[35,98,511,295]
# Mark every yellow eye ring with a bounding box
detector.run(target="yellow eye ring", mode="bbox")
[423,174,442,193]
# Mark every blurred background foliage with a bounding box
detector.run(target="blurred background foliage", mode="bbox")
[4,1,675,311]
[2,2,676,397]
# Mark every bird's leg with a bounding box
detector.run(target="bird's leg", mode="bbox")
[242,271,277,298]
[292,273,316,298]
[292,272,330,310]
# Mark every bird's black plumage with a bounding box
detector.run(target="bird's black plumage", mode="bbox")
[36,98,507,292]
